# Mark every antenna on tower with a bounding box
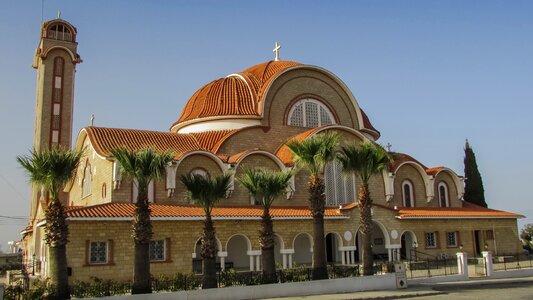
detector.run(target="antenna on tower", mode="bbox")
[41,0,44,24]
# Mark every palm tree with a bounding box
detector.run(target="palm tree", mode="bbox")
[180,172,232,289]
[337,141,391,276]
[17,146,83,299]
[237,168,293,284]
[286,132,339,280]
[110,148,173,294]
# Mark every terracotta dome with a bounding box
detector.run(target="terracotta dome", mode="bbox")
[175,76,256,124]
[240,60,301,92]
[172,61,302,130]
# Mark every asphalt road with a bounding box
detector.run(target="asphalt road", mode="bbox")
[408,280,533,300]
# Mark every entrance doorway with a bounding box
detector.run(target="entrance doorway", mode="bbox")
[474,230,482,256]
[325,233,341,264]
[400,231,416,260]
[355,233,360,262]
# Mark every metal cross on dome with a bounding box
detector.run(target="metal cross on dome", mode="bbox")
[273,42,281,61]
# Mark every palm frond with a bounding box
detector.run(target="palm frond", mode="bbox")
[337,141,392,183]
[180,172,232,215]
[111,148,174,193]
[286,132,339,176]
[237,168,264,198]
[237,168,294,209]
[17,146,84,199]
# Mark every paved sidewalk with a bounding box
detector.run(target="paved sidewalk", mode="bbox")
[261,276,533,300]
[261,287,441,300]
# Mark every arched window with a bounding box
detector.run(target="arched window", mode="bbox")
[81,163,92,198]
[438,182,449,207]
[101,183,107,199]
[402,180,414,207]
[324,160,355,206]
[190,168,209,178]
[288,98,335,128]
[132,180,155,203]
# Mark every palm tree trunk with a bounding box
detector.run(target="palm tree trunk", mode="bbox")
[201,214,218,289]
[358,183,374,276]
[49,245,69,299]
[260,209,277,284]
[45,199,70,299]
[132,242,151,294]
[132,191,152,294]
[309,176,328,280]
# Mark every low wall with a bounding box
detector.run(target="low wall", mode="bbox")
[408,273,468,284]
[96,274,397,300]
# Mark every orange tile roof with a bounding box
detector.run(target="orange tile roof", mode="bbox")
[425,166,445,176]
[66,203,347,220]
[397,202,524,219]
[242,61,302,104]
[227,148,262,164]
[242,61,302,88]
[389,152,428,172]
[338,202,395,211]
[84,126,236,159]
[275,127,325,165]
[175,76,258,124]
[190,130,239,154]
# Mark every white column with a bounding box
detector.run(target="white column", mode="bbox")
[288,254,293,268]
[482,251,493,277]
[282,254,287,269]
[249,255,255,271]
[350,251,355,265]
[341,251,346,265]
[388,249,393,262]
[255,255,261,271]
[220,256,226,271]
[456,252,469,279]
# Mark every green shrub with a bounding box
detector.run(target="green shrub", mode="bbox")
[70,277,130,298]
[3,278,55,300]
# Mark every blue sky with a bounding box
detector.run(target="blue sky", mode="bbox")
[0,1,532,250]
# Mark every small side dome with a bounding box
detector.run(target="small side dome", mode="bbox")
[42,19,77,42]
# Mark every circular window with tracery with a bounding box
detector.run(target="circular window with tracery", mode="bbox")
[287,98,335,128]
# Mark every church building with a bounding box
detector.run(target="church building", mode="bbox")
[21,18,523,283]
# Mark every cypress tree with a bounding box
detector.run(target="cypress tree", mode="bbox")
[463,139,488,207]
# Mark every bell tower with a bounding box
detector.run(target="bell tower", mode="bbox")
[30,18,81,219]
[32,17,81,151]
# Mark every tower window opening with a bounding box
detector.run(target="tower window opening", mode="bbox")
[49,57,64,147]
[52,115,60,130]
[47,24,72,41]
